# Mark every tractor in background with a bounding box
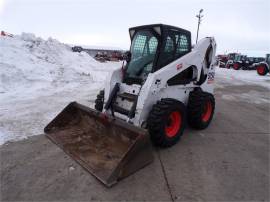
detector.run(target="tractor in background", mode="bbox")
[246,57,265,70]
[255,54,270,76]
[0,31,13,37]
[233,55,265,70]
[225,53,240,69]
[232,54,247,70]
[217,54,228,68]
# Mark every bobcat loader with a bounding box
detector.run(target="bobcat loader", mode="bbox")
[45,24,217,187]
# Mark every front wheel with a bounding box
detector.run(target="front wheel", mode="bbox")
[233,63,241,70]
[147,98,186,147]
[257,64,268,76]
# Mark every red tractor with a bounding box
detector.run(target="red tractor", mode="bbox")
[0,31,13,37]
[217,54,228,68]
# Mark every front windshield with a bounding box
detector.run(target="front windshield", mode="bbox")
[235,55,241,61]
[125,30,158,82]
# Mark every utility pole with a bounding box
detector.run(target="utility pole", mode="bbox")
[196,9,204,44]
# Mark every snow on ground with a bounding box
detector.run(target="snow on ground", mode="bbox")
[215,67,270,89]
[0,34,121,145]
[221,91,270,104]
[215,68,270,104]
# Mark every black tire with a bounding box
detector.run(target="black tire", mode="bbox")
[187,90,215,130]
[147,98,186,147]
[225,62,232,69]
[94,90,104,112]
[257,64,268,76]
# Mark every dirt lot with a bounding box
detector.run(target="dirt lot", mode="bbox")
[1,82,269,201]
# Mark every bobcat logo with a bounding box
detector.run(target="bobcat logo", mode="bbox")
[176,63,182,70]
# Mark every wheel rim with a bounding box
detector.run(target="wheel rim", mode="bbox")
[165,111,181,138]
[202,101,213,122]
[257,65,265,74]
[233,63,239,70]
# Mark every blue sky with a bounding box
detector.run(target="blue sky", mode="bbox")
[0,0,269,56]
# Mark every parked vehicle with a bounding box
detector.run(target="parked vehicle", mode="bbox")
[232,54,248,70]
[217,54,228,68]
[72,46,83,52]
[255,54,270,76]
[225,53,240,69]
[246,57,265,70]
[0,31,13,37]
[233,56,265,70]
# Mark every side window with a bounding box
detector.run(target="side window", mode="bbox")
[157,31,190,69]
[176,35,189,56]
[132,35,147,58]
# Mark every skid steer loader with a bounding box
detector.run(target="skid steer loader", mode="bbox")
[45,24,217,187]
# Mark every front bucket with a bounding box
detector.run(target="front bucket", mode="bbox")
[44,102,153,187]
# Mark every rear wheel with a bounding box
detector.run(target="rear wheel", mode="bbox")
[94,90,104,111]
[147,98,186,147]
[226,62,232,69]
[233,63,241,70]
[188,90,215,129]
[257,64,268,76]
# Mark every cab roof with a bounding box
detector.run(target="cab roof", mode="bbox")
[129,24,191,38]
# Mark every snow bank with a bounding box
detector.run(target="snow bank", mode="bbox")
[215,68,270,104]
[215,68,270,89]
[0,33,121,145]
[0,33,115,95]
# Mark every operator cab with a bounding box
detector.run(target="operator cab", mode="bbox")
[266,54,270,66]
[123,24,192,85]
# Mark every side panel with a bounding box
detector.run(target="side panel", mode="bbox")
[200,38,217,94]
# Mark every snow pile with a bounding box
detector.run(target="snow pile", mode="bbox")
[0,33,121,145]
[0,33,116,95]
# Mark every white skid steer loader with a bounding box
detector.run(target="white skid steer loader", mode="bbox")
[45,24,217,187]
